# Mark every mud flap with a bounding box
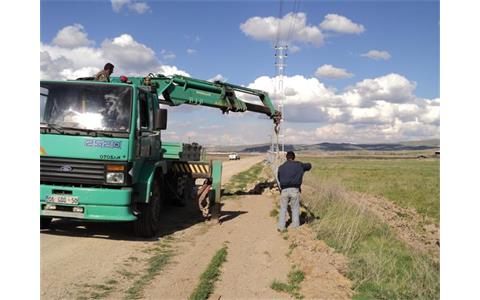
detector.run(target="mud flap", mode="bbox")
[209,191,221,221]
[209,160,222,221]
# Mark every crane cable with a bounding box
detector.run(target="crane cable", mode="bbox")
[285,0,301,45]
[275,0,285,46]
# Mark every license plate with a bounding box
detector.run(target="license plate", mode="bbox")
[46,195,79,205]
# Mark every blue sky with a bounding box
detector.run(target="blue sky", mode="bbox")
[40,0,440,145]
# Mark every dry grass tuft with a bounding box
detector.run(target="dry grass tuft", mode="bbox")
[302,177,439,299]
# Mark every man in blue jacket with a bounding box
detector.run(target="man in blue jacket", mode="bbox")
[277,151,312,231]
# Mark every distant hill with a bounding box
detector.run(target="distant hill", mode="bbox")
[398,139,440,147]
[206,139,440,153]
[205,143,271,153]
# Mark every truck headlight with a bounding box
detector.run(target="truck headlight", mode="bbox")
[106,172,125,184]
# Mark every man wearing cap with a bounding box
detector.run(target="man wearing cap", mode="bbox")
[94,63,114,82]
[277,151,312,231]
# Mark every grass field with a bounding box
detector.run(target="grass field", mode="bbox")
[300,156,440,222]
[299,155,440,299]
[223,162,265,195]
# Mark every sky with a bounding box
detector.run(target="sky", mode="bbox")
[40,0,440,145]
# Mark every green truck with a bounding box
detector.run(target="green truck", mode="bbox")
[40,73,281,237]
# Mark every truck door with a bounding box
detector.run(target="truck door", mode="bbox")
[136,89,159,159]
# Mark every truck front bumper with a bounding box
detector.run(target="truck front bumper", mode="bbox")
[40,184,136,221]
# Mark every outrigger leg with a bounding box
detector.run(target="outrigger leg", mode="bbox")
[172,160,222,221]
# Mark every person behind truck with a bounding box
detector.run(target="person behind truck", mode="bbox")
[94,63,114,82]
[277,151,312,231]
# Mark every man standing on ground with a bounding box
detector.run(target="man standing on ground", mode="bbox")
[277,151,312,231]
[94,63,114,82]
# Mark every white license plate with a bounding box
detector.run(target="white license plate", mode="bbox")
[46,195,79,205]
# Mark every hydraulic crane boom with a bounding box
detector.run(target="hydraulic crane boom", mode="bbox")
[112,73,282,132]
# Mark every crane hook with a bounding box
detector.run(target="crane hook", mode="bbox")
[273,111,282,134]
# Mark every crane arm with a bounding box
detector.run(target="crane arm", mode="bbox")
[120,74,282,131]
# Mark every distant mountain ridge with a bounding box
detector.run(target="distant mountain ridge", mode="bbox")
[206,139,440,153]
[397,139,440,147]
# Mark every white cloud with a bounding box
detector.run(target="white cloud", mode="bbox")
[52,24,93,48]
[41,43,105,75]
[111,0,150,14]
[160,49,176,60]
[345,73,416,104]
[157,65,190,77]
[162,105,276,146]
[313,124,353,142]
[186,48,197,55]
[101,34,159,74]
[319,14,365,34]
[419,100,440,125]
[129,2,150,14]
[159,72,439,144]
[281,119,438,144]
[247,75,344,123]
[41,24,189,80]
[40,50,75,80]
[60,67,101,80]
[315,64,354,79]
[111,0,129,12]
[209,74,227,82]
[361,50,391,60]
[246,73,439,142]
[240,12,324,46]
[110,69,438,144]
[380,118,439,141]
[394,102,421,122]
[240,12,365,49]
[289,45,301,53]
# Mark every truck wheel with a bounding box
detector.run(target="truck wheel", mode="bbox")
[40,217,52,229]
[134,176,164,238]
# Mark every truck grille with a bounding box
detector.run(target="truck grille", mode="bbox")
[40,157,105,186]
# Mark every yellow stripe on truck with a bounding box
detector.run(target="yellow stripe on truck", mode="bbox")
[172,162,210,174]
[193,164,200,173]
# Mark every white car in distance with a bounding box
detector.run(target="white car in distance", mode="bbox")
[228,152,240,160]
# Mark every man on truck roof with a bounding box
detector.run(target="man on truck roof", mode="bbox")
[94,63,114,82]
[277,151,312,231]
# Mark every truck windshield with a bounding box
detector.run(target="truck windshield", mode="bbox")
[40,82,132,133]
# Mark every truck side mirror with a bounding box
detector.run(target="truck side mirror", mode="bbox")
[154,109,168,130]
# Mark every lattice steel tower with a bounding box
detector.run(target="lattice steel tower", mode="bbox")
[274,43,287,155]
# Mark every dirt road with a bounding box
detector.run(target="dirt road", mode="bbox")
[41,155,266,299]
[41,154,350,299]
[219,155,265,183]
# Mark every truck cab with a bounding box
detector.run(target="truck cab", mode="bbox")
[40,80,175,236]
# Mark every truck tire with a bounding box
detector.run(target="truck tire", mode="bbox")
[134,175,164,238]
[40,217,52,229]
